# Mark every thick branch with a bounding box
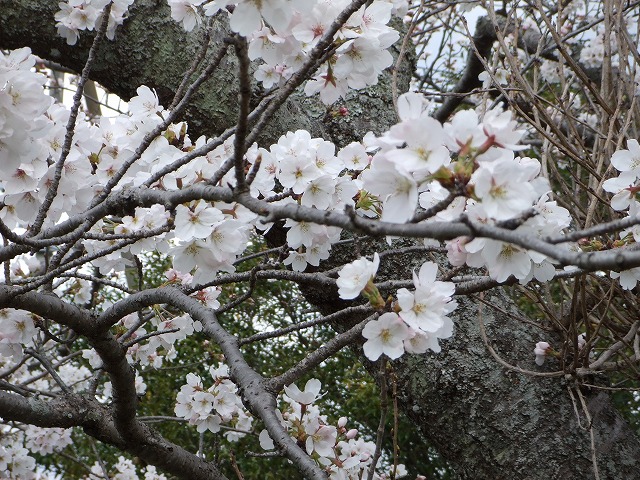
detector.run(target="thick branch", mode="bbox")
[95,287,327,479]
[0,389,229,479]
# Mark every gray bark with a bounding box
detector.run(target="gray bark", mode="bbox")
[1,2,639,479]
[393,292,640,478]
[299,240,640,479]
[0,0,326,142]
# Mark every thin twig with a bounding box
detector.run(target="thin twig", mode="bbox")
[476,295,564,378]
[367,358,388,480]
[231,35,252,192]
[576,386,602,480]
[28,2,112,237]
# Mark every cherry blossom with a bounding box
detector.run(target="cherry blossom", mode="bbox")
[534,341,551,366]
[362,312,411,361]
[55,0,134,45]
[478,68,509,88]
[163,0,405,105]
[338,142,370,170]
[0,309,37,345]
[480,105,527,151]
[603,171,639,211]
[396,261,457,334]
[291,3,336,45]
[128,85,164,119]
[361,156,418,223]
[174,203,223,241]
[610,267,640,290]
[284,378,323,406]
[336,253,380,300]
[305,421,338,457]
[301,175,337,209]
[468,237,533,283]
[174,364,252,436]
[471,156,539,221]
[168,0,205,32]
[6,5,640,473]
[384,116,450,175]
[23,426,73,455]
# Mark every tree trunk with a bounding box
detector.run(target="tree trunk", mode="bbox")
[1,2,639,478]
[393,290,640,478]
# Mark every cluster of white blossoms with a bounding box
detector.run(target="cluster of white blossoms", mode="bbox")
[0,42,627,455]
[416,105,572,284]
[55,0,135,45]
[171,200,253,283]
[0,425,72,478]
[83,304,212,373]
[265,130,360,270]
[167,0,405,103]
[23,425,74,456]
[0,49,52,227]
[0,441,36,479]
[83,457,168,480]
[39,5,577,291]
[337,256,456,360]
[79,290,218,406]
[0,308,38,360]
[55,0,406,104]
[174,364,253,438]
[0,74,167,231]
[259,379,408,479]
[330,94,581,361]
[602,139,640,289]
[5,0,640,472]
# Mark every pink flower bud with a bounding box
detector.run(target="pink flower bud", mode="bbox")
[534,341,551,366]
[337,416,347,428]
[346,428,358,439]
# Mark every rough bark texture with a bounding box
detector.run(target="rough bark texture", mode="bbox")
[300,241,640,479]
[0,0,409,144]
[2,2,640,479]
[394,292,640,479]
[0,0,328,143]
